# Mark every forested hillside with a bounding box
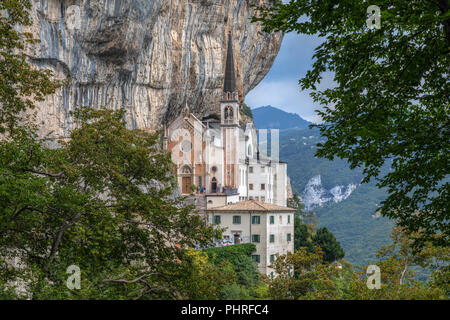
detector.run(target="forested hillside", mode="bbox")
[253,107,395,267]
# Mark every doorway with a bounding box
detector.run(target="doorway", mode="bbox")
[234,233,241,245]
[211,177,217,193]
[182,176,192,194]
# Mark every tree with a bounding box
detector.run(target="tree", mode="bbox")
[203,243,262,299]
[294,216,313,252]
[312,227,345,263]
[288,193,317,226]
[289,194,344,259]
[268,228,448,300]
[0,0,62,135]
[267,247,341,300]
[253,0,450,247]
[240,103,254,120]
[0,4,224,299]
[0,107,221,299]
[346,227,448,299]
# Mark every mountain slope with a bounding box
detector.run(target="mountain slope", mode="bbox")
[252,106,312,130]
[252,106,394,267]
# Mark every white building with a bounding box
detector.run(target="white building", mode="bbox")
[207,200,295,276]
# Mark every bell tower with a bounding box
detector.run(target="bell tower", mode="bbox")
[221,32,239,125]
[220,31,240,189]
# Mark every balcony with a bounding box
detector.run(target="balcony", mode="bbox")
[207,187,239,196]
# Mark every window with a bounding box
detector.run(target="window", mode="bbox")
[261,196,265,203]
[214,216,221,224]
[287,233,292,242]
[198,176,202,186]
[270,272,274,280]
[252,216,261,224]
[249,167,253,173]
[249,184,254,190]
[224,106,233,120]
[269,234,275,243]
[252,234,260,243]
[279,216,282,224]
[270,216,275,224]
[270,254,275,262]
[261,184,265,190]
[249,196,254,200]
[261,166,265,173]
[255,196,259,201]
[233,216,241,224]
[288,215,291,224]
[252,255,260,263]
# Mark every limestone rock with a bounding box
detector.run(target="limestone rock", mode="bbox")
[24,0,282,137]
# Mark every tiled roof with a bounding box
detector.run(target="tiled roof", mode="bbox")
[207,200,296,212]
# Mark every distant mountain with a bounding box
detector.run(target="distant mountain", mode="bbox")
[252,106,394,267]
[278,128,394,267]
[252,105,312,130]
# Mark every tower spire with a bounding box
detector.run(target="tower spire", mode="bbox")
[223,31,237,97]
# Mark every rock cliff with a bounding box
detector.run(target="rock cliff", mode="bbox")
[301,175,358,212]
[24,0,282,137]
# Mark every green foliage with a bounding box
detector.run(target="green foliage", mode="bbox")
[294,217,313,252]
[315,181,395,267]
[312,227,345,263]
[280,128,365,192]
[0,0,63,135]
[253,0,450,247]
[267,247,341,299]
[204,244,259,287]
[0,107,221,299]
[268,227,448,300]
[345,227,449,299]
[203,244,264,299]
[240,103,253,120]
[293,215,345,263]
[278,128,394,266]
[289,195,345,263]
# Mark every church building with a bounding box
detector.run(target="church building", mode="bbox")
[164,32,290,208]
[163,32,294,275]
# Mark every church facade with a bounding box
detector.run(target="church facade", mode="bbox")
[164,32,290,207]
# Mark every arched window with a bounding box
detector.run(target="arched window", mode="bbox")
[225,106,233,121]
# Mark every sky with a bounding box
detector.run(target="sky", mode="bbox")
[245,32,334,124]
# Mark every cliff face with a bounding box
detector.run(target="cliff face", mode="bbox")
[25,0,282,137]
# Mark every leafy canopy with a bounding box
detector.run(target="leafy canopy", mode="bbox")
[253,0,450,247]
[0,106,222,299]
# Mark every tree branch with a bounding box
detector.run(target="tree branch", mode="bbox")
[48,212,83,263]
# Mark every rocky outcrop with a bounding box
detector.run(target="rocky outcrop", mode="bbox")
[23,0,282,137]
[301,175,358,211]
